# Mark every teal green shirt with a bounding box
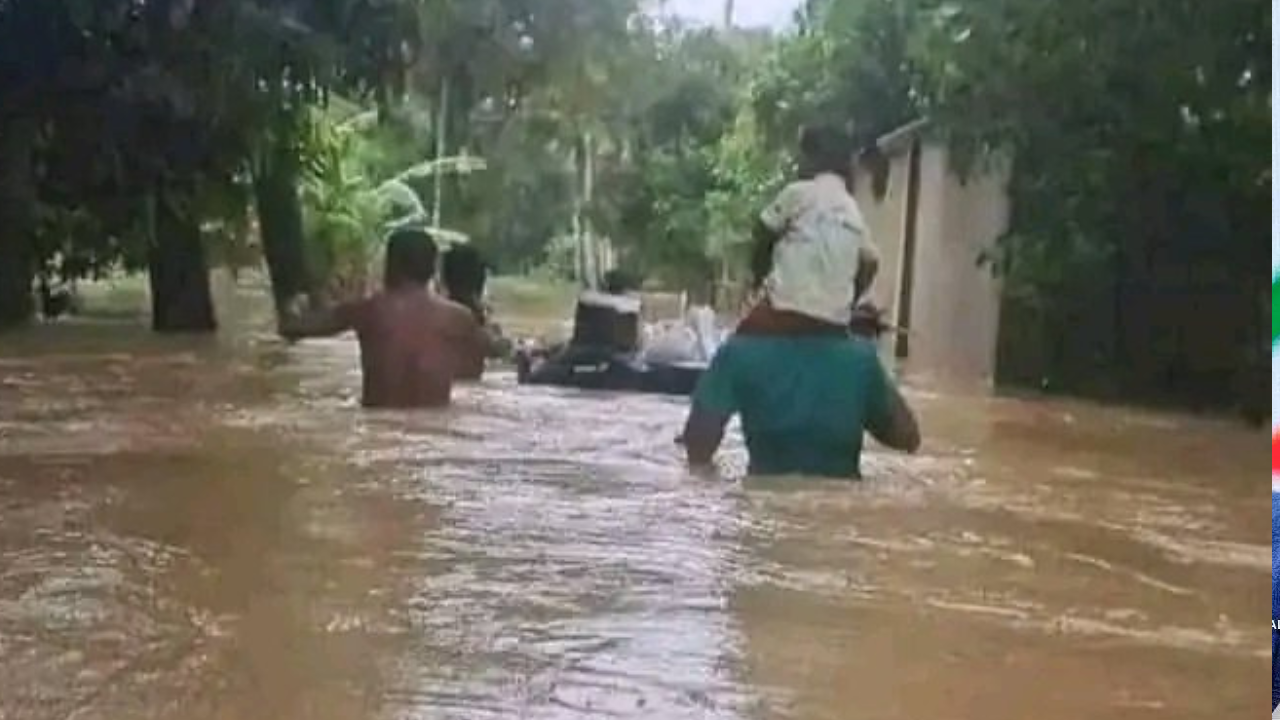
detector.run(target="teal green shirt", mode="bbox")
[692,335,891,478]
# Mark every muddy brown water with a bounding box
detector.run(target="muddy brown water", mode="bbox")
[0,286,1267,720]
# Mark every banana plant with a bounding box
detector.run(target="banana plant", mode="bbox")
[300,110,487,298]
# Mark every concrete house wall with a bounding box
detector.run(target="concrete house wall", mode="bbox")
[852,123,1011,385]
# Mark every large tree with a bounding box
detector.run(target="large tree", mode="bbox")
[914,0,1268,406]
[0,0,428,330]
[0,0,70,328]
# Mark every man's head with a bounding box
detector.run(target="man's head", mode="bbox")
[441,244,489,316]
[797,124,854,183]
[384,227,438,289]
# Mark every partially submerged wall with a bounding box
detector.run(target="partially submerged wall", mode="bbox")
[908,148,1009,384]
[853,132,1010,385]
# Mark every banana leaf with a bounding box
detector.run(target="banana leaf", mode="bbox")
[391,155,489,184]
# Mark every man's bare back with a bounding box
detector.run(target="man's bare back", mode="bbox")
[279,229,484,409]
[344,290,484,408]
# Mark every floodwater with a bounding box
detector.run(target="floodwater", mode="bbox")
[0,284,1267,720]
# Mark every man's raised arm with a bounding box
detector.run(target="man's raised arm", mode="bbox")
[278,296,359,341]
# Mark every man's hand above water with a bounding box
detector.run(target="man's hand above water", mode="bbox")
[278,294,357,341]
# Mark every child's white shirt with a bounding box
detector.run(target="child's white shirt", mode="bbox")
[759,172,878,325]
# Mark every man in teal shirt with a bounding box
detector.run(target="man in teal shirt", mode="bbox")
[680,332,920,478]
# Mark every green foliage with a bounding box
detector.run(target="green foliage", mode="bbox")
[753,0,1266,402]
[903,0,1268,309]
[706,108,787,264]
[750,0,925,152]
[298,115,386,296]
[469,116,577,271]
[578,26,773,288]
[742,0,1265,309]
[296,106,490,296]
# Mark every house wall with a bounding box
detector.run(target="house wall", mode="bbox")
[852,153,909,320]
[854,141,1011,384]
[910,147,1010,384]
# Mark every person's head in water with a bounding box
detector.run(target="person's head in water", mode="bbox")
[384,227,438,289]
[797,124,854,184]
[441,244,489,319]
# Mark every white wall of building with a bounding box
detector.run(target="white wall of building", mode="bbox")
[854,136,1011,385]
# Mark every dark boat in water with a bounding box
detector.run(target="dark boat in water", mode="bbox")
[511,280,898,397]
[514,287,711,396]
[515,347,705,396]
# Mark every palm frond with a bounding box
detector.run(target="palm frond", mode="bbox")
[391,154,489,183]
[420,226,471,246]
[373,179,427,216]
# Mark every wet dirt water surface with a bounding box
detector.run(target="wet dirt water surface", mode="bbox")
[0,295,1267,720]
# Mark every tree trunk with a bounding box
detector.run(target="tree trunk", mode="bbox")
[148,189,217,333]
[582,130,598,289]
[0,115,38,330]
[432,76,450,228]
[253,141,312,314]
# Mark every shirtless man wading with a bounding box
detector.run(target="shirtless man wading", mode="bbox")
[279,228,486,408]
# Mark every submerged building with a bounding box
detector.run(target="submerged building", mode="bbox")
[852,120,1012,387]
